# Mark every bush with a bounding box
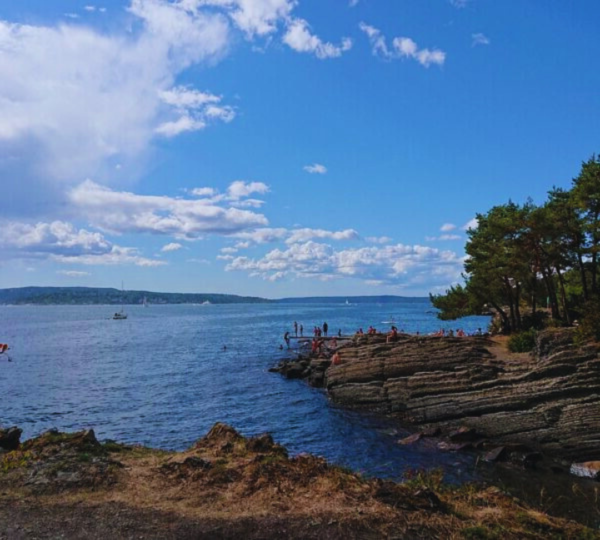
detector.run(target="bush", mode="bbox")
[508,329,536,353]
[574,298,600,345]
[520,311,549,331]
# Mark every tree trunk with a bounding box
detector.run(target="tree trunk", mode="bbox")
[556,266,571,325]
[577,252,589,302]
[514,283,522,330]
[490,300,510,333]
[541,266,560,320]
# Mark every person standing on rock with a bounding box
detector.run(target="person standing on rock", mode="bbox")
[294,321,298,337]
[300,324,304,337]
[323,322,328,337]
[284,331,291,349]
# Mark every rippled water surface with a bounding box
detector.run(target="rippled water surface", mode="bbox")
[1,302,599,527]
[0,302,486,475]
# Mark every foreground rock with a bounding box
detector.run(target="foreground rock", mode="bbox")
[1,425,596,539]
[323,329,600,462]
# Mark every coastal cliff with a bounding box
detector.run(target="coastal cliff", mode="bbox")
[0,425,596,538]
[322,329,600,461]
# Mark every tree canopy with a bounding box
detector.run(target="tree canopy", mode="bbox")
[431,154,600,334]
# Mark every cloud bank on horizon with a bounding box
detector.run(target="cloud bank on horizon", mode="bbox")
[0,0,596,296]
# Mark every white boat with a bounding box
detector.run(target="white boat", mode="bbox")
[113,282,128,319]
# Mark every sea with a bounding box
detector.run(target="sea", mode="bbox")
[1,301,598,527]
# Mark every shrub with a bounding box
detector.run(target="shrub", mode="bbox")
[574,298,600,345]
[508,329,536,353]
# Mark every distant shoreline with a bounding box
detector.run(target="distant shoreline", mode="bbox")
[0,286,429,306]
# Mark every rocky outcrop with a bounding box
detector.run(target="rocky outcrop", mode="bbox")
[0,427,22,451]
[0,424,596,538]
[323,330,600,461]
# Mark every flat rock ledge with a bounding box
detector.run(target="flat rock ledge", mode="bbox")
[325,329,600,462]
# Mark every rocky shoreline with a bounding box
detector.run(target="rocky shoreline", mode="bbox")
[1,423,598,538]
[271,329,600,479]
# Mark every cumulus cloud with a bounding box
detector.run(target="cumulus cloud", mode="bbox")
[0,219,163,267]
[161,242,183,252]
[450,0,469,7]
[53,245,167,267]
[286,228,359,244]
[227,180,269,200]
[283,18,352,59]
[226,241,463,287]
[366,236,392,244]
[191,187,217,197]
[69,180,269,238]
[426,234,462,242]
[462,218,478,231]
[232,227,289,244]
[58,270,91,277]
[472,33,490,47]
[359,22,445,67]
[303,163,327,174]
[0,221,111,256]
[440,223,456,232]
[0,0,233,216]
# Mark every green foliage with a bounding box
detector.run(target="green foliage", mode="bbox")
[574,298,600,345]
[507,329,536,353]
[431,153,600,334]
[402,468,445,492]
[430,285,476,320]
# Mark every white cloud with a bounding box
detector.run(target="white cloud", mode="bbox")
[286,228,359,244]
[53,245,166,267]
[58,270,91,277]
[0,219,163,267]
[366,236,392,244]
[220,246,238,254]
[440,223,456,232]
[194,0,295,37]
[450,0,469,8]
[84,6,97,12]
[283,18,352,59]
[232,227,289,244]
[303,163,327,174]
[69,180,269,238]
[155,86,235,136]
[227,180,269,200]
[0,1,232,216]
[360,22,445,67]
[472,33,490,47]
[191,187,217,197]
[226,241,463,287]
[462,218,478,231]
[0,220,111,256]
[161,242,183,252]
[426,234,462,242]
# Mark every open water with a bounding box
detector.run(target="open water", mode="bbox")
[1,301,599,527]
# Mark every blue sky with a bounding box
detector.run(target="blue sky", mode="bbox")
[1,0,599,298]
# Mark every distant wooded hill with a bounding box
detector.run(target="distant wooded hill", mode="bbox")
[0,287,270,305]
[0,288,427,305]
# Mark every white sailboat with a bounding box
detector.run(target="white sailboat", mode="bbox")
[113,282,128,320]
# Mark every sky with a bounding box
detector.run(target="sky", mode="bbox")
[1,0,599,298]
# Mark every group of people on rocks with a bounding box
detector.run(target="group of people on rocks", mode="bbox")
[432,327,483,337]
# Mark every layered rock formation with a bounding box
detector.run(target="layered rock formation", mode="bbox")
[323,330,600,461]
